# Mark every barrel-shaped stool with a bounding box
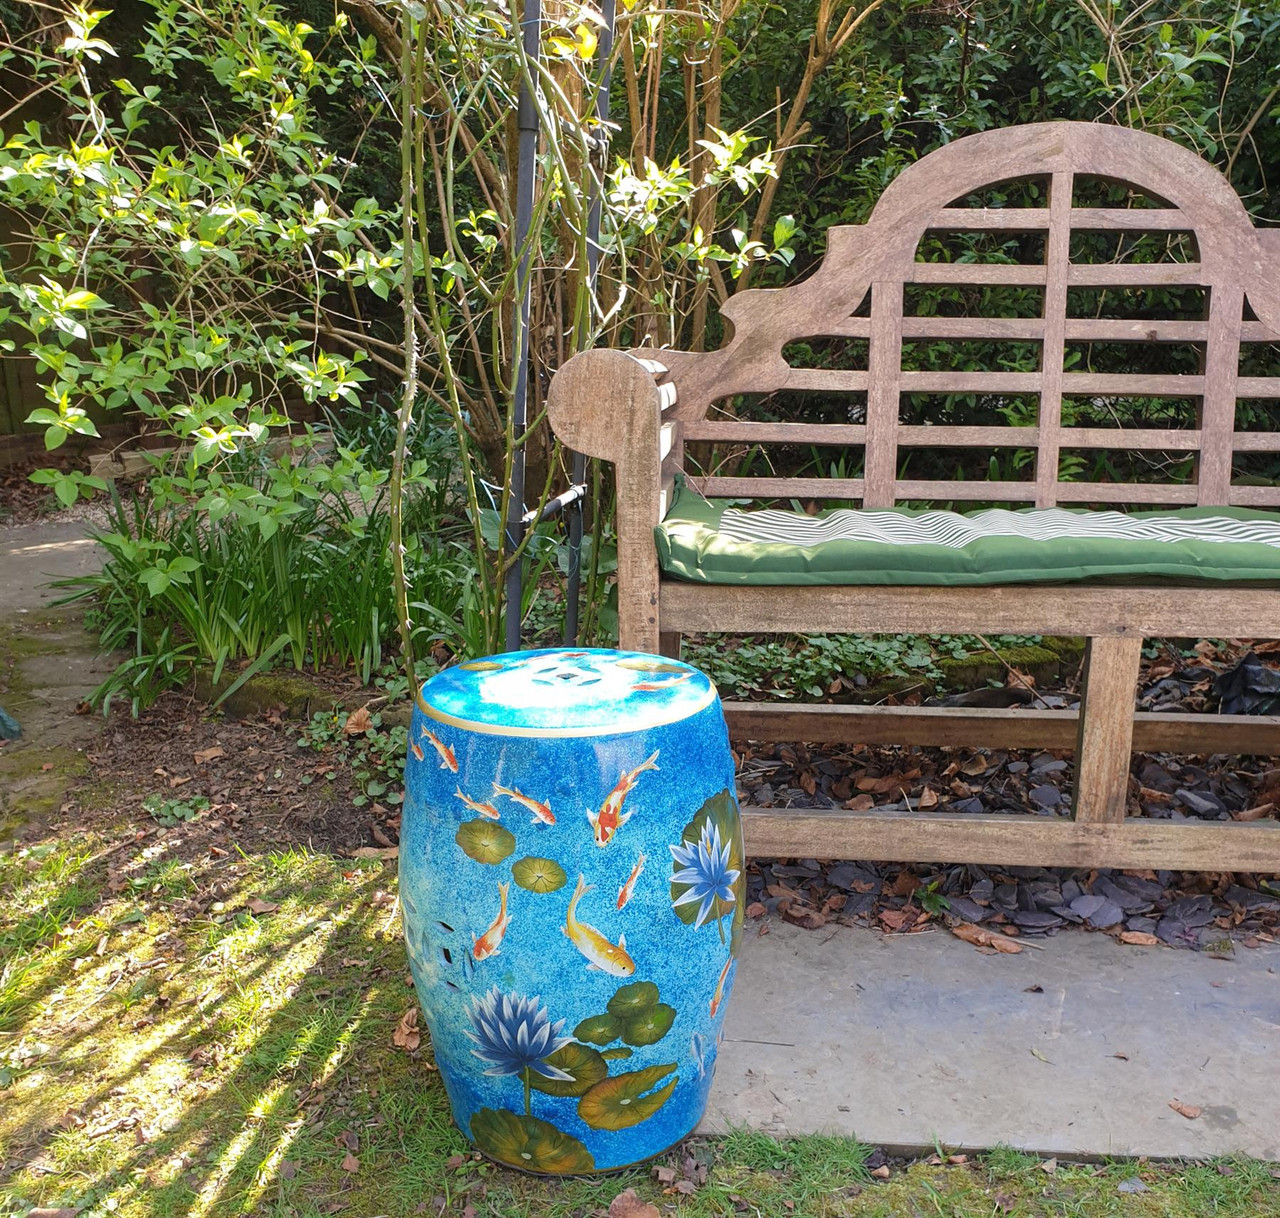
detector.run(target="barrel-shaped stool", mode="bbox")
[399,648,744,1173]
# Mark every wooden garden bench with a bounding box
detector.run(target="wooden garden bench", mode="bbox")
[548,122,1280,872]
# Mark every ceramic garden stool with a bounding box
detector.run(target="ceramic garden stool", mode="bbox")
[399,647,745,1174]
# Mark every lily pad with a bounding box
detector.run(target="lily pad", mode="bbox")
[620,1002,676,1046]
[512,856,567,894]
[527,1042,608,1098]
[578,1063,678,1131]
[469,1108,594,1173]
[606,980,659,1017]
[573,1013,621,1045]
[455,819,515,865]
[600,1046,633,1061]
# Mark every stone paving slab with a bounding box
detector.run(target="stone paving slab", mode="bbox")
[702,919,1280,1159]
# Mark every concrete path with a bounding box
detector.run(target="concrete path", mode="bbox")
[704,919,1280,1159]
[1,521,110,833]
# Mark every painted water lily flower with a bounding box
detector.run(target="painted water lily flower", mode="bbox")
[466,987,574,1080]
[669,820,740,929]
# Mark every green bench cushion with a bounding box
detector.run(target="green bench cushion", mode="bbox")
[655,482,1280,586]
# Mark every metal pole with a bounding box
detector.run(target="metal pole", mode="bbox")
[504,0,542,654]
[565,0,617,645]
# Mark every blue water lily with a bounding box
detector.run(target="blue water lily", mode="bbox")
[466,987,574,1080]
[669,820,740,929]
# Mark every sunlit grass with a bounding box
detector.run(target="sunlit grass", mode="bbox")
[2,827,1277,1218]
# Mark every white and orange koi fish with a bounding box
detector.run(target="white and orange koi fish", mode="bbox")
[493,782,555,827]
[709,954,734,1017]
[420,726,458,772]
[632,673,694,693]
[410,740,425,763]
[588,751,659,847]
[472,881,511,961]
[563,874,635,976]
[616,853,647,910]
[456,787,501,820]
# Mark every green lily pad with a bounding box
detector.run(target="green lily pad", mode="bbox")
[606,980,659,1017]
[573,1013,621,1045]
[578,1063,678,1131]
[512,856,567,894]
[455,819,515,865]
[527,1042,608,1098]
[469,1108,594,1173]
[620,1002,676,1046]
[600,1046,633,1061]
[671,788,745,936]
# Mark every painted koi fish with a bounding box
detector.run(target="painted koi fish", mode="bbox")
[420,726,458,772]
[410,740,425,763]
[493,782,555,827]
[588,751,659,847]
[691,1032,708,1081]
[472,881,511,961]
[632,673,694,692]
[563,874,635,976]
[709,954,734,1017]
[616,853,647,910]
[456,787,501,820]
[616,658,686,674]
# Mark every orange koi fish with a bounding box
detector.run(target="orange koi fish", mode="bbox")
[456,787,501,820]
[616,853,647,910]
[410,740,425,763]
[472,881,511,961]
[588,751,659,847]
[420,726,458,772]
[632,673,694,692]
[709,954,734,1017]
[563,874,635,976]
[493,782,555,827]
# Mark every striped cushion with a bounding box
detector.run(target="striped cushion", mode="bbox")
[655,481,1280,586]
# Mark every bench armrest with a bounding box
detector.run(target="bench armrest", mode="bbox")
[547,348,665,652]
[546,348,665,465]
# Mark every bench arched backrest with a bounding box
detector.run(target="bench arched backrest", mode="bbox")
[648,122,1280,510]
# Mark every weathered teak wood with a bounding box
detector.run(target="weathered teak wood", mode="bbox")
[545,122,1280,872]
[1073,636,1145,823]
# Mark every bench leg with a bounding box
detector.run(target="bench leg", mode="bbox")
[1073,635,1143,824]
[659,632,682,660]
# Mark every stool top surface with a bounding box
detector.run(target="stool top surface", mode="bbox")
[417,648,717,736]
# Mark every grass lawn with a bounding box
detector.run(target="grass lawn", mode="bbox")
[2,817,1278,1218]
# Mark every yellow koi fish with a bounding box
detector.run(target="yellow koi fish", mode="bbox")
[616,853,647,910]
[472,881,511,960]
[493,782,555,827]
[632,673,694,692]
[588,751,659,847]
[420,726,458,772]
[563,874,635,976]
[456,787,501,820]
[709,954,734,1017]
[616,658,686,674]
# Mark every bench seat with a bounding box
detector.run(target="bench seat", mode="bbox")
[656,481,1280,586]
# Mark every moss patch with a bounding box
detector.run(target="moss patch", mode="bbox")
[192,669,326,720]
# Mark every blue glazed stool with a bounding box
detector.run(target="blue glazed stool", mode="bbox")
[399,648,744,1174]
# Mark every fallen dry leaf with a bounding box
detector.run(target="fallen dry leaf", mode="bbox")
[193,746,225,765]
[393,1007,421,1053]
[951,922,1023,954]
[843,794,875,811]
[340,1151,360,1173]
[1118,931,1160,946]
[351,845,398,860]
[344,706,373,735]
[918,786,939,810]
[607,1188,659,1218]
[246,897,279,915]
[1235,803,1274,822]
[1170,1099,1202,1120]
[871,1165,891,1180]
